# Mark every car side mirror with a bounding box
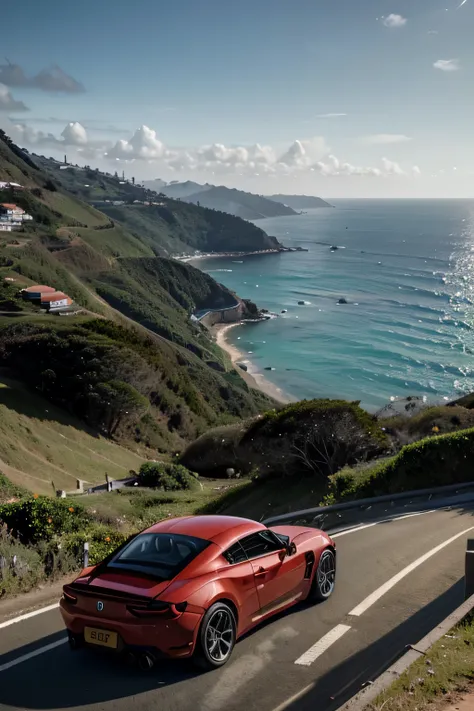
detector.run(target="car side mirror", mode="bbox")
[278,542,296,561]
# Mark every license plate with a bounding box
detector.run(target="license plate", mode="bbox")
[84,627,118,649]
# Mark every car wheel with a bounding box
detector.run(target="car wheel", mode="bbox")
[308,548,336,602]
[194,602,236,670]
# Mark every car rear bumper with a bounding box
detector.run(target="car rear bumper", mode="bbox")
[60,600,202,659]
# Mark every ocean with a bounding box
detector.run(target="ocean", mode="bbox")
[198,199,474,411]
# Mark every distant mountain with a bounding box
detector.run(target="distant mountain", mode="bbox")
[142,178,167,190]
[163,183,296,220]
[158,181,213,199]
[267,194,333,209]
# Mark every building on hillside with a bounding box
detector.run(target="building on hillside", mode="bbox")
[0,224,13,232]
[0,204,25,218]
[0,182,23,190]
[40,291,73,312]
[22,285,56,300]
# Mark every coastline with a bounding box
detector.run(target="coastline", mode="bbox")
[211,322,292,405]
[175,246,307,264]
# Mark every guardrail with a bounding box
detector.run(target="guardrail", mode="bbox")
[263,480,474,532]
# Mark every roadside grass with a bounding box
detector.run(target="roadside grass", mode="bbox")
[0,374,146,494]
[78,480,251,531]
[368,613,474,711]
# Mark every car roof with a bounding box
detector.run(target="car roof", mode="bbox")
[145,515,266,546]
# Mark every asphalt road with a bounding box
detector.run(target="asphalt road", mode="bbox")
[1,503,474,711]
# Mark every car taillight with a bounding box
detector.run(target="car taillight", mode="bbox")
[62,590,77,605]
[126,601,187,618]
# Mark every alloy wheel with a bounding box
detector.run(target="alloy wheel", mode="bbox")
[205,608,234,663]
[317,550,336,597]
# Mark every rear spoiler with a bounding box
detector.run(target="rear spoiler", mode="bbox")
[67,582,152,602]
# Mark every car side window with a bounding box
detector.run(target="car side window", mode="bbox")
[239,531,283,560]
[223,541,248,565]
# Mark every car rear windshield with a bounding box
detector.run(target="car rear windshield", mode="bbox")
[107,532,210,581]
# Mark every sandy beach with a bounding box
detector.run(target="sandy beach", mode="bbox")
[211,322,292,404]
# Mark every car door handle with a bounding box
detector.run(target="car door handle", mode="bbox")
[254,567,267,578]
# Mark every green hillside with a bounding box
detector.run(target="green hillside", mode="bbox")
[31,152,283,256]
[0,131,276,475]
[0,374,145,495]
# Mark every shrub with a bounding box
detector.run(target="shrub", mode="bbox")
[62,525,129,566]
[328,427,474,501]
[0,496,91,544]
[138,462,198,491]
[0,524,44,594]
[0,471,26,504]
[44,178,57,192]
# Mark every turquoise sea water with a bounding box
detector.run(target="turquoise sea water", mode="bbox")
[198,199,474,411]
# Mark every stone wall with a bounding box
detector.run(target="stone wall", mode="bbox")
[199,302,243,328]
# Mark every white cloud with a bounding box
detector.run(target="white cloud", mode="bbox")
[428,30,439,35]
[0,83,28,112]
[433,59,460,72]
[314,155,416,178]
[4,119,424,185]
[382,14,407,28]
[381,157,405,175]
[107,125,165,160]
[316,113,347,118]
[362,134,412,145]
[278,137,328,168]
[316,155,382,177]
[10,120,98,152]
[61,122,88,145]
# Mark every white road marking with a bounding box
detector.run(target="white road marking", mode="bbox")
[331,509,436,539]
[349,525,474,617]
[294,624,351,666]
[332,522,379,539]
[0,638,67,673]
[0,602,59,630]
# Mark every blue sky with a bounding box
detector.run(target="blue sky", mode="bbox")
[0,0,472,196]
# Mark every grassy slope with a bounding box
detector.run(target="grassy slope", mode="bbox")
[100,202,280,256]
[0,374,145,494]
[371,613,474,711]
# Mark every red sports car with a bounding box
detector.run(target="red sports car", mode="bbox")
[60,515,336,670]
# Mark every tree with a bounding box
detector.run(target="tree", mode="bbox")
[96,380,149,436]
[291,411,373,480]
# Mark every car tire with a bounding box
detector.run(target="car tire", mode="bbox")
[308,548,336,602]
[194,602,237,670]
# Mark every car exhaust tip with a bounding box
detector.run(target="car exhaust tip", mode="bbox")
[138,652,155,671]
[68,633,81,650]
